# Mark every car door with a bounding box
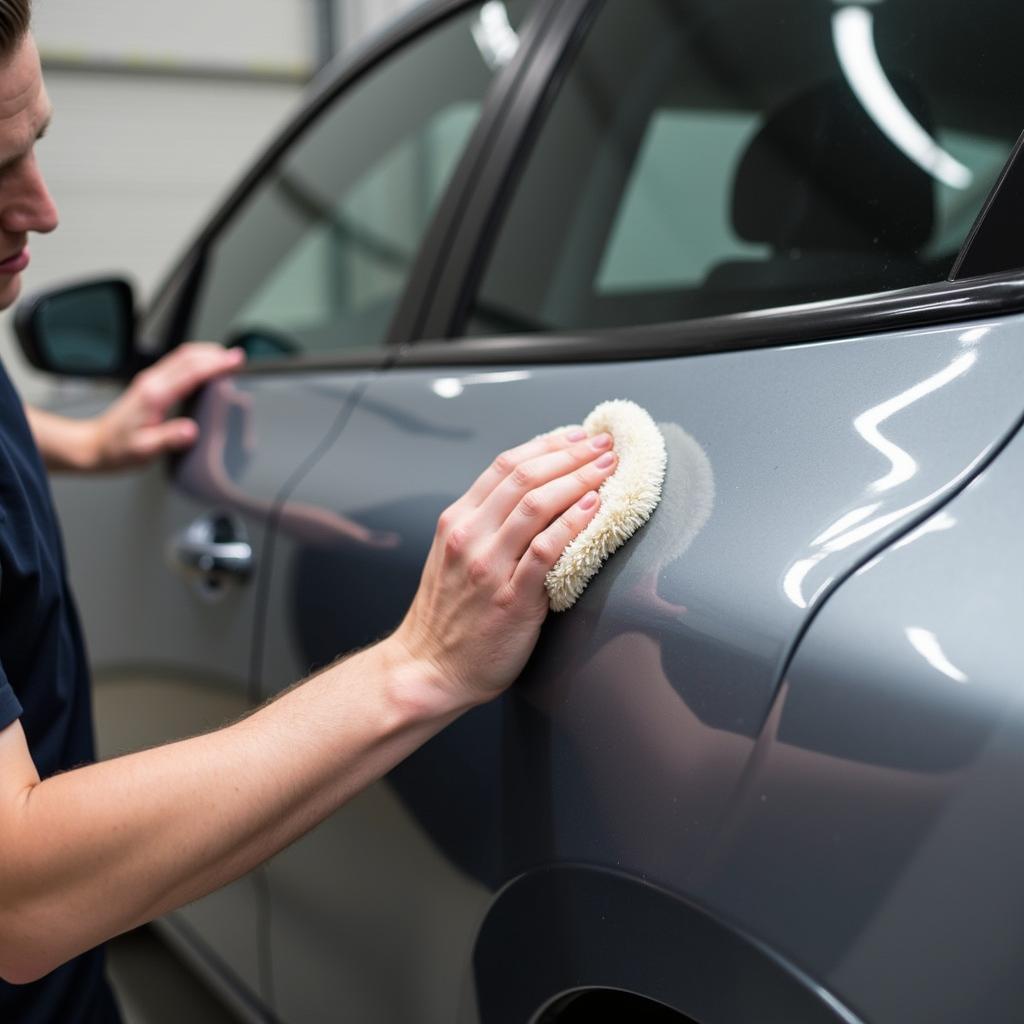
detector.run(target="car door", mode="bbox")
[67,1,537,1019]
[252,0,1024,1021]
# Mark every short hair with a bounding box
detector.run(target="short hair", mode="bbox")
[0,0,29,62]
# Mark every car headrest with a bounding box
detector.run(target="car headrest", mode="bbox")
[732,79,935,253]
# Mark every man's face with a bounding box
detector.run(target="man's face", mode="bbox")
[0,34,57,311]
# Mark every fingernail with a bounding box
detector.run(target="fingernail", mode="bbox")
[566,428,587,442]
[591,433,612,450]
[596,451,616,469]
[579,491,598,510]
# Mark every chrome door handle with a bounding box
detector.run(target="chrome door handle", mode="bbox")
[171,513,253,580]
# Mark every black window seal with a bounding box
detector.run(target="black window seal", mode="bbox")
[414,0,598,344]
[950,127,1024,281]
[387,0,567,346]
[391,270,1024,368]
[141,0,545,357]
[230,270,1024,374]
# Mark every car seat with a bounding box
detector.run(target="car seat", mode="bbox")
[703,77,938,308]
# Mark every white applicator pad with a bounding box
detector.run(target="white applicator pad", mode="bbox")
[545,399,667,611]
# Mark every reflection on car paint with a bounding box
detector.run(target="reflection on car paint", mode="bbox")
[781,334,990,610]
[905,626,969,685]
[431,370,532,399]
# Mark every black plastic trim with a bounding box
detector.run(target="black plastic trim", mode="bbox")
[388,272,1024,369]
[236,348,392,375]
[388,0,563,345]
[416,0,598,341]
[951,128,1024,281]
[231,272,1024,376]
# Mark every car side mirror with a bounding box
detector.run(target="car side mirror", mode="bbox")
[226,327,300,360]
[14,277,140,379]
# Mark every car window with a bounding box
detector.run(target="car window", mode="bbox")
[189,0,528,360]
[462,0,1022,337]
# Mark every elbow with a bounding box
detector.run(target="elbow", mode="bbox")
[0,909,65,986]
[1,961,53,987]
[0,948,57,987]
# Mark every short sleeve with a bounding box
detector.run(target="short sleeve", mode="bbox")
[0,659,22,732]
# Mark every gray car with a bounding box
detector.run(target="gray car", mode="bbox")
[16,0,1024,1021]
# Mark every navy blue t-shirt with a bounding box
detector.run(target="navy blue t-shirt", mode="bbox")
[0,362,122,1023]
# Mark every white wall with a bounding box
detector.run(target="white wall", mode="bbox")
[3,0,424,399]
[32,0,311,72]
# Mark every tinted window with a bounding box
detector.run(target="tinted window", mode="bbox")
[464,0,1022,336]
[190,1,527,359]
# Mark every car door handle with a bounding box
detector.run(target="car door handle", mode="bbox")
[171,513,254,580]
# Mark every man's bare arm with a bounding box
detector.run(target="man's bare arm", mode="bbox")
[0,427,618,984]
[25,343,245,472]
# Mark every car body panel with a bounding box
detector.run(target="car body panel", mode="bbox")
[246,314,1024,1020]
[699,410,1024,1024]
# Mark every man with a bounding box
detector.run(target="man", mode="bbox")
[0,4,619,1021]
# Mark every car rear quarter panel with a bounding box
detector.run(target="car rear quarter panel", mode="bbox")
[701,415,1024,1023]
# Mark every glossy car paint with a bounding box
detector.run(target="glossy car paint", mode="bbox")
[702,411,1024,1024]
[235,315,1024,1021]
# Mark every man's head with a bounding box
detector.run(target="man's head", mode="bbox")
[0,0,57,310]
[0,0,31,59]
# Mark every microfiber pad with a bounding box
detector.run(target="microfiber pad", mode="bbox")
[545,399,667,611]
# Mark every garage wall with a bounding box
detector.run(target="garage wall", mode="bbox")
[4,0,424,400]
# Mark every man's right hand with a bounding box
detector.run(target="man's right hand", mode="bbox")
[0,427,618,986]
[389,428,618,710]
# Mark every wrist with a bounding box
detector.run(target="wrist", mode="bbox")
[376,633,478,726]
[76,417,105,472]
[53,416,104,472]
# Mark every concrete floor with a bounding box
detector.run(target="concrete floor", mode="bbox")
[107,927,239,1024]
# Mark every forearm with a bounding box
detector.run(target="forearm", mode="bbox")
[0,639,462,983]
[23,405,99,472]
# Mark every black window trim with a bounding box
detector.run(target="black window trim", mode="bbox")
[232,271,1024,375]
[403,0,596,345]
[386,0,568,346]
[394,270,1024,368]
[950,128,1024,281]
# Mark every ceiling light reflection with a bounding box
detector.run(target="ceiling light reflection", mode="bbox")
[471,2,519,71]
[832,6,972,190]
[906,626,968,684]
[856,351,977,493]
[432,378,464,399]
[431,369,531,399]
[959,326,990,347]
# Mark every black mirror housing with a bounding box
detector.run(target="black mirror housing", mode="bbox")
[14,277,138,379]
